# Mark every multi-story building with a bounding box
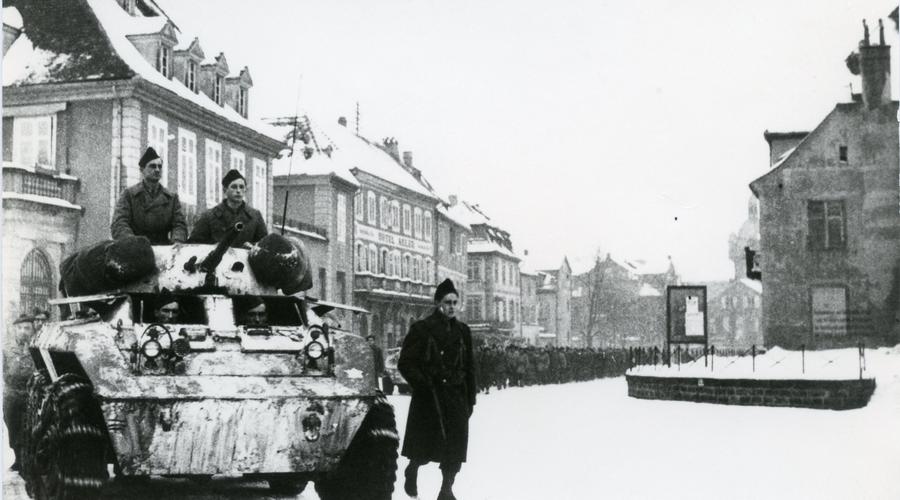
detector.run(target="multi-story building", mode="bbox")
[2,1,283,323]
[518,252,544,345]
[272,122,360,329]
[435,195,472,318]
[706,279,763,349]
[750,21,900,348]
[535,259,573,346]
[463,203,521,337]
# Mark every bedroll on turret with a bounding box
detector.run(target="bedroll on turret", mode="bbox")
[59,236,156,297]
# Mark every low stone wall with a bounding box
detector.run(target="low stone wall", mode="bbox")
[626,374,876,410]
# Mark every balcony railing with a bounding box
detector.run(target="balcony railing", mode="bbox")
[273,214,328,239]
[2,163,79,204]
[354,274,436,300]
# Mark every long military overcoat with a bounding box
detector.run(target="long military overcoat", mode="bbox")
[111,182,187,244]
[188,201,267,247]
[398,310,476,464]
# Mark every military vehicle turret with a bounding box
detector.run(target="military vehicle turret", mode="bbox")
[18,227,398,500]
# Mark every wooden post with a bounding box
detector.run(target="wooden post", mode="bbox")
[801,344,805,374]
[751,344,756,373]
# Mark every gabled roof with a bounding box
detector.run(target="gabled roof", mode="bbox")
[175,37,205,60]
[227,66,253,87]
[122,16,176,41]
[203,51,229,73]
[436,204,471,231]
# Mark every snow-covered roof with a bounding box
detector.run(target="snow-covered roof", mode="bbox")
[467,239,519,260]
[308,120,437,199]
[738,278,762,294]
[271,141,360,188]
[88,0,281,141]
[3,1,283,143]
[638,283,662,297]
[3,7,23,30]
[437,204,471,230]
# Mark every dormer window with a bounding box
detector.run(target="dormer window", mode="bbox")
[186,60,196,91]
[214,75,223,105]
[158,44,171,77]
[238,87,247,116]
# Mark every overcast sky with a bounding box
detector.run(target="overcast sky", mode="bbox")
[158,0,898,280]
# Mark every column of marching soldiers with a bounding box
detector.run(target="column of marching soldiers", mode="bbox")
[473,345,662,393]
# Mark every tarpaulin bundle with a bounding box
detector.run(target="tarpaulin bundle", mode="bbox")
[248,233,312,294]
[59,236,156,297]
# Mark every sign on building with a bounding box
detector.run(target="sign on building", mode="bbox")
[666,285,708,345]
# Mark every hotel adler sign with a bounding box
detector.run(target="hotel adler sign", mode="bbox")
[355,223,434,256]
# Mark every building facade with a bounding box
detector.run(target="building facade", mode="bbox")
[435,196,472,319]
[706,279,763,349]
[464,204,521,337]
[750,22,900,349]
[535,259,573,346]
[2,1,283,324]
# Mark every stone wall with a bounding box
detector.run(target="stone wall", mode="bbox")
[626,374,875,410]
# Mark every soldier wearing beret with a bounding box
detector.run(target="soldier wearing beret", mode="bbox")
[398,279,476,500]
[188,169,267,247]
[111,147,188,245]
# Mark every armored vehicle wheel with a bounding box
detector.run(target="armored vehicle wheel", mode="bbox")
[20,370,51,498]
[30,374,109,500]
[314,392,399,500]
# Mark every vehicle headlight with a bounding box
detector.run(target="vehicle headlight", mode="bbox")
[142,339,162,359]
[309,326,323,340]
[172,338,191,357]
[306,341,325,359]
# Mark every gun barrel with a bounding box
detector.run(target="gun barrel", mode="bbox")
[200,222,244,272]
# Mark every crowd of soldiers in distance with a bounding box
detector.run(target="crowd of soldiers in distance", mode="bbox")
[474,344,644,393]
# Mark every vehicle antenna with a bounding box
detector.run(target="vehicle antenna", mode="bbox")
[280,74,303,236]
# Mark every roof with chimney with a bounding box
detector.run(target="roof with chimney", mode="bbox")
[3,0,281,142]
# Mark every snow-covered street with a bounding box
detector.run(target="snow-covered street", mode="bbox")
[4,347,900,499]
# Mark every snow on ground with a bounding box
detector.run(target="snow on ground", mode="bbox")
[3,346,899,499]
[628,345,896,380]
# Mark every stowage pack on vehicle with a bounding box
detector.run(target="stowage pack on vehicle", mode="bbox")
[59,236,156,297]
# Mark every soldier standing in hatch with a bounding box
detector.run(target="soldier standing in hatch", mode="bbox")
[111,147,188,244]
[398,279,476,500]
[188,169,267,247]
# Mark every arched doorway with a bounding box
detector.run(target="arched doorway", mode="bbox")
[20,248,53,316]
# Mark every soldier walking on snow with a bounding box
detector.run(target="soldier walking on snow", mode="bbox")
[398,279,476,500]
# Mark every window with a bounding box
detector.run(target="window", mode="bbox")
[158,44,171,77]
[356,243,365,271]
[414,208,423,239]
[497,300,505,321]
[839,145,848,162]
[355,191,363,221]
[336,192,347,243]
[449,227,457,253]
[414,256,422,281]
[502,262,507,285]
[13,115,55,169]
[811,286,847,336]
[467,259,481,281]
[177,128,197,205]
[394,252,401,278]
[368,245,377,273]
[20,249,53,315]
[367,191,377,225]
[495,260,499,282]
[204,140,222,207]
[467,297,482,320]
[424,258,433,283]
[230,149,245,176]
[319,268,327,300]
[459,234,466,255]
[238,87,248,117]
[402,204,412,235]
[337,271,347,304]
[391,201,401,232]
[402,254,410,279]
[214,74,224,105]
[186,60,197,92]
[147,115,169,187]
[252,158,267,219]
[380,196,390,228]
[380,248,388,275]
[808,200,845,250]
[509,299,515,322]
[424,212,433,242]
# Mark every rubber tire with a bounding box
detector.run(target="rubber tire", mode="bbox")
[314,392,399,500]
[267,477,308,495]
[31,374,109,500]
[20,370,51,498]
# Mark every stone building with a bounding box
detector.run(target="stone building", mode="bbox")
[464,203,521,337]
[435,195,472,319]
[272,123,360,330]
[2,1,283,323]
[535,258,573,346]
[705,279,763,349]
[750,20,900,349]
[518,253,544,345]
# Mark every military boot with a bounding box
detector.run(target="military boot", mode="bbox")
[436,469,457,500]
[404,463,419,497]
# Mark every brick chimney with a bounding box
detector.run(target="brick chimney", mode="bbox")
[448,194,458,206]
[402,151,413,169]
[382,137,399,161]
[858,19,892,109]
[337,116,347,127]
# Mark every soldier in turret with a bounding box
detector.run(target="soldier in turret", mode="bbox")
[111,147,187,245]
[189,169,267,247]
